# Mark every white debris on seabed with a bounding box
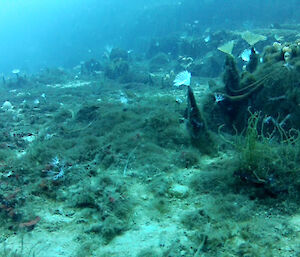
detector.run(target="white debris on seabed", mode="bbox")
[33,99,40,106]
[169,184,189,198]
[12,69,20,76]
[120,95,128,104]
[47,81,91,88]
[1,100,14,111]
[23,134,37,143]
[16,150,27,159]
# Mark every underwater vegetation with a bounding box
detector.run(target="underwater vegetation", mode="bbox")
[199,38,300,203]
[80,59,102,76]
[2,69,29,88]
[221,109,300,201]
[204,38,300,131]
[185,85,216,155]
[1,25,300,256]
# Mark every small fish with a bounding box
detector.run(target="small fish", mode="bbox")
[239,49,252,62]
[204,35,210,43]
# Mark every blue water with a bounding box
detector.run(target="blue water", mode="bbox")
[0,0,299,73]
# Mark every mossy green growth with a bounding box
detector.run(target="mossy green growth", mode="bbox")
[0,247,23,257]
[54,108,73,123]
[223,54,240,95]
[237,111,272,181]
[232,110,300,198]
[148,175,170,213]
[240,71,257,90]
[137,249,160,257]
[181,210,208,230]
[246,47,259,73]
[262,45,284,63]
[186,86,216,155]
[174,149,199,168]
[34,68,71,84]
[0,149,13,162]
[294,59,300,72]
[71,173,134,243]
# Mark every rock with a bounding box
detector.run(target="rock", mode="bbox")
[1,100,13,111]
[169,184,189,198]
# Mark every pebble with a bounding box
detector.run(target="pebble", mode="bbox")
[169,184,189,198]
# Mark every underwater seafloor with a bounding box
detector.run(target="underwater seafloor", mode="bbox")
[1,26,300,257]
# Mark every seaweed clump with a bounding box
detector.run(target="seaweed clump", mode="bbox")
[222,54,264,102]
[231,110,300,200]
[217,40,300,130]
[71,173,134,243]
[223,54,240,95]
[185,86,216,155]
[246,47,259,73]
